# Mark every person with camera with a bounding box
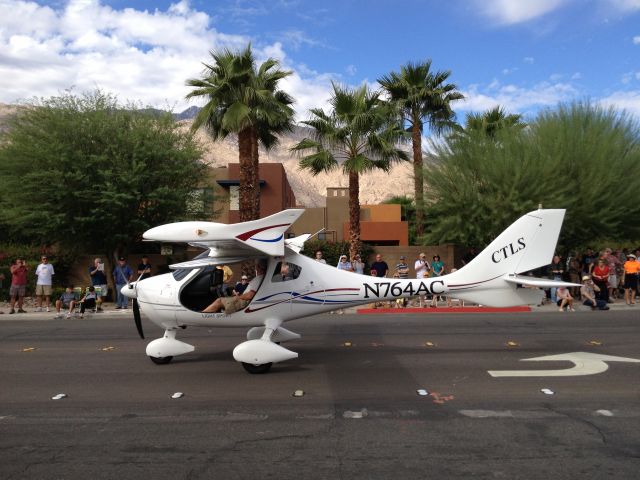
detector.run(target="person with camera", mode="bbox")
[9,258,28,314]
[89,257,108,311]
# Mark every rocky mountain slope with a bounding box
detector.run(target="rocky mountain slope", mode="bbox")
[188,122,414,207]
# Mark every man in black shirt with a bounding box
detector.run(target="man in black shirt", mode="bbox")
[137,256,152,280]
[371,254,389,278]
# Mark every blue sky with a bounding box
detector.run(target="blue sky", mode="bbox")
[1,0,640,123]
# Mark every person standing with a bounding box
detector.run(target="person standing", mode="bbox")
[414,253,430,279]
[113,257,133,309]
[9,258,28,314]
[395,256,409,279]
[351,254,365,274]
[35,256,55,312]
[623,253,640,305]
[430,255,446,307]
[548,255,564,303]
[337,255,353,272]
[137,256,152,280]
[314,251,327,264]
[371,254,389,278]
[413,253,430,307]
[89,257,108,312]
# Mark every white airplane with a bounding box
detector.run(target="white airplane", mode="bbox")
[122,208,578,373]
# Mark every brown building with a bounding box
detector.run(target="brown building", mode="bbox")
[212,163,297,224]
[294,187,409,246]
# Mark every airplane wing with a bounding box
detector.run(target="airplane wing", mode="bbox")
[143,210,305,265]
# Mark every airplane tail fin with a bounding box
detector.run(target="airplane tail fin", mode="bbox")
[445,209,571,307]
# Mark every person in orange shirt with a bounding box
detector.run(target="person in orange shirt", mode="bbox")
[623,254,640,305]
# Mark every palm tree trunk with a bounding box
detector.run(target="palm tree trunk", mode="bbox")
[238,128,253,223]
[250,126,260,220]
[412,122,424,239]
[348,170,361,261]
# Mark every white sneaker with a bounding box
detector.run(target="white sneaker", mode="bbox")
[65,313,71,318]
[46,307,50,312]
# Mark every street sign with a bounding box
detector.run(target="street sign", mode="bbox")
[488,352,640,378]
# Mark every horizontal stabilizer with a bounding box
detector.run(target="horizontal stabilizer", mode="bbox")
[503,274,581,289]
[285,233,312,253]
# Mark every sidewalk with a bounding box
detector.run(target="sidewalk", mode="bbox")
[354,299,638,314]
[0,301,133,319]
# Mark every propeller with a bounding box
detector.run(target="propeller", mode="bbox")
[133,298,144,339]
[126,271,146,339]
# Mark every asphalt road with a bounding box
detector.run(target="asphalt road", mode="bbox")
[1,310,639,479]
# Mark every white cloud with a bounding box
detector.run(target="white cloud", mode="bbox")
[523,57,535,64]
[460,80,580,115]
[345,64,357,76]
[600,90,640,117]
[634,36,640,44]
[475,0,571,25]
[0,0,334,119]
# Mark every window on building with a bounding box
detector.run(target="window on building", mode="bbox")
[229,185,239,210]
[186,187,214,218]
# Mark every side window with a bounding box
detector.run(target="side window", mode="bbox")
[271,262,302,282]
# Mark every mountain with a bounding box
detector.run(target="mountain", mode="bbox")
[174,106,200,120]
[0,103,414,207]
[187,120,414,207]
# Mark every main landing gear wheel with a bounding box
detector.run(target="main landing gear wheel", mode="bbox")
[241,362,272,374]
[149,355,173,365]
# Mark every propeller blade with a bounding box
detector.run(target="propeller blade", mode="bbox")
[133,298,144,339]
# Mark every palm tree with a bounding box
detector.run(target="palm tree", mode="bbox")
[461,106,525,139]
[185,45,294,221]
[291,83,409,259]
[378,61,464,239]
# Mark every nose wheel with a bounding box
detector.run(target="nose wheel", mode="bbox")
[241,362,272,374]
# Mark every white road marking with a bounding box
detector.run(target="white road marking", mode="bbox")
[595,410,614,417]
[488,352,640,377]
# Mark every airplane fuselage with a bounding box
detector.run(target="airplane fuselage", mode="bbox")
[135,252,455,330]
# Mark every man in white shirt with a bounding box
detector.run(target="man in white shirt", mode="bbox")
[414,253,430,279]
[35,256,55,312]
[413,253,430,307]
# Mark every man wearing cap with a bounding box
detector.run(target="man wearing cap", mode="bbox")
[580,275,609,310]
[413,253,430,307]
[234,275,250,295]
[35,256,55,312]
[337,255,353,272]
[623,254,640,305]
[414,253,430,279]
[396,256,409,279]
[113,257,133,309]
